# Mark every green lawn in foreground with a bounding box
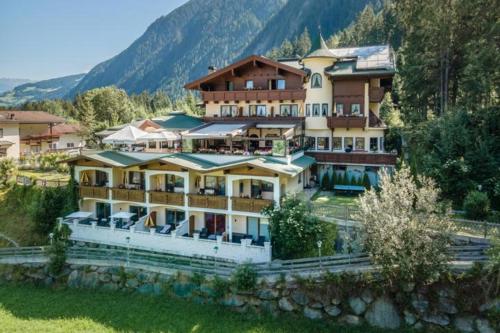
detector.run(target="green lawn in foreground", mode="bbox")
[312,192,359,207]
[0,284,391,333]
[17,169,70,182]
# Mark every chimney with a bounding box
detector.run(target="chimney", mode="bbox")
[208,65,217,74]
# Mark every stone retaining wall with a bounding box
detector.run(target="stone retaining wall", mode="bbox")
[0,262,497,333]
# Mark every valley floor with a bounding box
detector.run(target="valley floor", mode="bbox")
[0,284,391,333]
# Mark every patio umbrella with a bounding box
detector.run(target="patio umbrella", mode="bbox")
[144,213,156,228]
[102,125,148,145]
[80,171,90,184]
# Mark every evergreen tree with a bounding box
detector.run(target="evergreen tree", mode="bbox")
[293,28,312,57]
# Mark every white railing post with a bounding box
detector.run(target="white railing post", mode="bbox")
[91,221,97,229]
[193,233,200,241]
[264,241,272,262]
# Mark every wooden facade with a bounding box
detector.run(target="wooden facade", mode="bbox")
[201,89,306,103]
[79,186,108,200]
[149,191,184,206]
[327,116,367,129]
[231,197,273,213]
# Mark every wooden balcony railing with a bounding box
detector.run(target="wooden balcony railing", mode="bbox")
[327,116,367,129]
[369,87,385,103]
[202,116,304,123]
[188,194,228,210]
[149,191,185,206]
[78,186,108,199]
[201,89,306,102]
[232,197,273,213]
[112,188,145,202]
[306,152,397,165]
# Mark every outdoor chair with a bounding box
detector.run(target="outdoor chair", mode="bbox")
[199,227,208,238]
[156,224,172,234]
[122,219,135,229]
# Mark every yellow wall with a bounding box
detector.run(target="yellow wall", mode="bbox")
[0,123,20,158]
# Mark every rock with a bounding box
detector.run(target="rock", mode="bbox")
[361,290,374,304]
[98,274,111,283]
[475,318,495,333]
[454,316,475,333]
[437,288,456,299]
[67,270,80,288]
[402,282,415,293]
[278,297,295,312]
[309,302,323,309]
[222,294,245,307]
[291,290,309,306]
[137,283,155,295]
[173,282,195,298]
[413,321,424,330]
[364,296,401,329]
[348,297,367,315]
[438,297,458,314]
[101,282,119,291]
[258,289,279,300]
[340,315,361,326]
[479,299,500,312]
[331,297,341,305]
[125,278,139,289]
[304,307,322,320]
[81,272,98,289]
[411,294,429,313]
[404,310,417,326]
[325,305,342,317]
[261,300,278,316]
[423,313,450,326]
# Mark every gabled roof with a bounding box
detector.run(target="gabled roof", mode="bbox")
[184,55,307,90]
[0,111,65,124]
[152,111,204,131]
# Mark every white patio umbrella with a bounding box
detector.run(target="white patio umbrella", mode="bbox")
[102,125,148,145]
[137,130,180,142]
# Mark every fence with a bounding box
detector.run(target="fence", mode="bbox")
[15,175,68,188]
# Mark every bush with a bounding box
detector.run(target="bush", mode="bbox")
[321,173,330,190]
[463,191,490,221]
[47,223,71,275]
[0,158,17,187]
[231,263,257,291]
[212,275,231,299]
[362,173,371,189]
[38,152,69,172]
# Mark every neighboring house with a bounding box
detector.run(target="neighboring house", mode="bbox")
[0,111,85,158]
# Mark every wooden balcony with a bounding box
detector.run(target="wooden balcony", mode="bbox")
[112,188,145,202]
[232,197,273,213]
[79,186,108,200]
[327,116,367,129]
[188,194,228,210]
[307,152,397,166]
[201,89,306,102]
[149,191,184,206]
[369,87,385,103]
[202,116,304,124]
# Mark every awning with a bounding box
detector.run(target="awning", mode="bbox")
[102,125,148,145]
[182,123,248,139]
[137,130,180,141]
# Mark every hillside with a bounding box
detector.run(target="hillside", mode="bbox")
[0,74,85,106]
[0,78,32,94]
[70,0,287,98]
[70,0,372,98]
[243,0,374,56]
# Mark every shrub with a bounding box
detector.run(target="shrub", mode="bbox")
[212,275,230,299]
[0,158,17,187]
[463,191,491,221]
[356,166,453,284]
[47,223,71,275]
[32,187,71,236]
[38,152,69,171]
[321,173,330,190]
[362,173,371,189]
[231,263,257,291]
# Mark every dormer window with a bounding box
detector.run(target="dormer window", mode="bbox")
[311,73,322,88]
[245,80,254,90]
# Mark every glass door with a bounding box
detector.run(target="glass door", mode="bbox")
[96,202,110,221]
[129,205,147,222]
[247,217,259,240]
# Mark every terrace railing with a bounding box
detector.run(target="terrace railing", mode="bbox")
[79,186,109,199]
[231,197,273,213]
[188,194,228,210]
[112,188,146,202]
[149,191,184,206]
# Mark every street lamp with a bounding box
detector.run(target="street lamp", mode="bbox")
[126,236,131,267]
[317,240,323,271]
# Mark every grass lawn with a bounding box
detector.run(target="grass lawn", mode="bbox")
[0,284,392,333]
[312,192,359,207]
[17,169,70,182]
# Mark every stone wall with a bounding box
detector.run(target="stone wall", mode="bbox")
[0,262,498,333]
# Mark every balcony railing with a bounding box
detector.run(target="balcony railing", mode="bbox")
[306,151,397,165]
[149,191,185,206]
[369,87,385,103]
[79,186,108,199]
[202,116,305,123]
[112,188,146,202]
[232,197,273,213]
[201,89,306,102]
[188,194,228,210]
[327,116,367,129]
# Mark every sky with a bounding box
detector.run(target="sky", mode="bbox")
[0,0,188,81]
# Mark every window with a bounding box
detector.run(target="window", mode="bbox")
[129,171,144,189]
[204,176,225,195]
[321,103,328,116]
[305,136,316,150]
[251,180,273,198]
[0,148,7,157]
[370,137,378,152]
[220,105,237,117]
[351,103,361,115]
[311,73,322,88]
[312,103,320,116]
[277,79,286,90]
[332,137,342,150]
[249,105,267,117]
[225,81,234,91]
[336,103,344,115]
[317,137,329,151]
[49,143,57,150]
[245,80,254,89]
[344,137,353,151]
[165,175,184,192]
[0,128,3,138]
[305,104,311,116]
[148,141,156,149]
[66,142,75,148]
[166,209,185,226]
[355,137,365,151]
[279,104,298,116]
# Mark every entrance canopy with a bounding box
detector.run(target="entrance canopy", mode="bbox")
[182,123,248,139]
[102,125,148,145]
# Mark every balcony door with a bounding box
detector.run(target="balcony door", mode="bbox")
[96,202,110,221]
[129,205,147,222]
[205,213,225,235]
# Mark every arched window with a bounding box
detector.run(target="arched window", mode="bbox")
[311,73,322,88]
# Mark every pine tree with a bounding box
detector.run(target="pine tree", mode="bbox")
[293,28,312,57]
[321,173,330,190]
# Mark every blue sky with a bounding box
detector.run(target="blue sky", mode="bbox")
[0,0,187,81]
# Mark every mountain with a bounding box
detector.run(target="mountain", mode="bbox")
[70,0,287,98]
[0,74,85,106]
[0,78,33,94]
[242,0,375,55]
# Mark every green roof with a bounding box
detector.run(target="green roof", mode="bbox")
[153,112,204,131]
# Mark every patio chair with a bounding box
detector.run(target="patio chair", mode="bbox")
[122,219,135,229]
[199,227,208,239]
[256,236,266,246]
